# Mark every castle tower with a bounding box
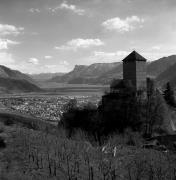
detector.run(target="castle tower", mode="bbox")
[123,51,147,91]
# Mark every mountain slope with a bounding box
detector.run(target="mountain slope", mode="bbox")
[29,73,65,81]
[147,55,176,78]
[0,65,36,84]
[48,55,176,85]
[50,65,87,83]
[0,65,41,93]
[0,77,41,93]
[156,61,176,87]
[97,64,123,84]
[49,63,121,84]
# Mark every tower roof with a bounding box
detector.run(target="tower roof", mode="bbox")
[122,51,147,62]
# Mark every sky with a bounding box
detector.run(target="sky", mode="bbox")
[0,0,176,74]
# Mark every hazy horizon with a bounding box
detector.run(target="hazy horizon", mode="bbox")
[0,0,176,74]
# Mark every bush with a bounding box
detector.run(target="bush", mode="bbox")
[106,129,144,148]
[59,100,98,139]
[0,136,6,148]
[60,80,168,141]
[4,117,14,126]
[0,123,4,133]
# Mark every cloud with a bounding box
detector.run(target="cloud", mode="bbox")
[0,54,70,74]
[44,61,69,72]
[55,38,104,51]
[0,52,15,65]
[60,60,69,66]
[8,60,70,74]
[90,51,129,63]
[43,63,70,73]
[151,46,161,50]
[28,58,39,65]
[86,50,175,64]
[102,16,145,33]
[35,61,70,73]
[51,1,85,16]
[44,56,52,59]
[46,61,69,67]
[29,8,40,13]
[94,51,128,58]
[0,39,20,50]
[0,24,24,36]
[141,51,174,61]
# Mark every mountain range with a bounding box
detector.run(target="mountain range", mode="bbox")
[29,73,65,81]
[0,54,176,93]
[50,63,121,84]
[48,55,176,86]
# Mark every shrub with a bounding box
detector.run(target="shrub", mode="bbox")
[106,129,144,148]
[60,80,168,141]
[59,100,98,138]
[0,123,4,133]
[4,117,14,126]
[0,136,6,148]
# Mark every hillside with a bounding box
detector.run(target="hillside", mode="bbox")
[147,55,176,78]
[0,105,175,180]
[49,62,121,84]
[50,65,87,83]
[29,72,65,81]
[96,64,123,84]
[0,77,41,93]
[0,65,35,84]
[48,55,176,85]
[156,60,176,87]
[0,65,41,93]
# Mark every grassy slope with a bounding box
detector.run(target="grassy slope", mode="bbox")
[0,114,176,179]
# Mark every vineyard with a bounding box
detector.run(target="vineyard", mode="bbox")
[0,121,176,180]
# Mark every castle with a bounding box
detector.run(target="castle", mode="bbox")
[123,51,147,91]
[109,50,148,93]
[101,51,148,111]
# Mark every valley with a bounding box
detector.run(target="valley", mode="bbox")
[0,53,176,180]
[0,95,100,125]
[0,54,176,96]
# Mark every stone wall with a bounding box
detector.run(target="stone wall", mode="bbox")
[123,61,136,88]
[123,61,146,90]
[136,61,147,90]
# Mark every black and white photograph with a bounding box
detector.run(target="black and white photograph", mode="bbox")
[0,0,176,179]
